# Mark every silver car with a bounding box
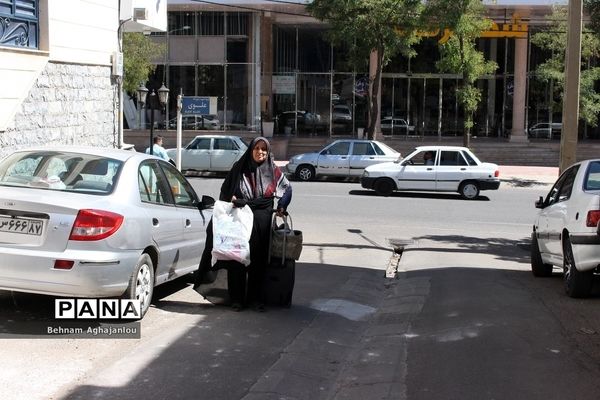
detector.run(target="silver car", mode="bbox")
[166,135,247,173]
[286,139,401,181]
[0,147,215,317]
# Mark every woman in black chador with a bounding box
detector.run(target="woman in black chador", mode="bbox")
[194,137,292,311]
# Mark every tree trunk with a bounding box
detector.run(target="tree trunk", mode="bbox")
[367,47,384,140]
[461,77,471,148]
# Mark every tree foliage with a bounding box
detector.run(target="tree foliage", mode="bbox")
[531,6,600,126]
[122,33,165,95]
[307,0,423,139]
[424,0,497,147]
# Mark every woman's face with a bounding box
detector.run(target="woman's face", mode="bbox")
[252,141,268,163]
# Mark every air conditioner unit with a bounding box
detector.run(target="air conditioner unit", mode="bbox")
[133,7,148,20]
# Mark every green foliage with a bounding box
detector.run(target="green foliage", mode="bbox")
[531,5,600,126]
[307,0,423,138]
[425,0,497,144]
[122,33,165,95]
[585,0,600,34]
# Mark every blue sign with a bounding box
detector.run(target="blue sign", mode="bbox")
[182,97,210,115]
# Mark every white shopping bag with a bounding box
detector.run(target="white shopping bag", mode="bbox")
[211,200,253,266]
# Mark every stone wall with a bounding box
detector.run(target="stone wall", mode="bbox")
[1,62,117,158]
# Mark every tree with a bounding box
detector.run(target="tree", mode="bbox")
[531,5,600,127]
[424,0,497,147]
[586,0,600,34]
[122,33,165,95]
[307,0,422,140]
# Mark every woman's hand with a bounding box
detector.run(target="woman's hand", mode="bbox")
[276,208,287,217]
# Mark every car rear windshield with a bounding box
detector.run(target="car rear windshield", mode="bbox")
[584,161,600,191]
[0,151,122,194]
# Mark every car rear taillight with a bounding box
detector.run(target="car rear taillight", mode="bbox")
[54,260,74,270]
[69,209,124,241]
[494,170,500,177]
[586,210,600,228]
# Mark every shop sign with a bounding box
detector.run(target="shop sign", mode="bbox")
[272,75,296,95]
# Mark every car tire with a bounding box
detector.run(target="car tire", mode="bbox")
[123,253,155,318]
[374,178,395,197]
[459,181,480,200]
[563,236,593,298]
[531,232,553,277]
[296,164,315,181]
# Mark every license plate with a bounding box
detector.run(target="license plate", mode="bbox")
[0,215,44,236]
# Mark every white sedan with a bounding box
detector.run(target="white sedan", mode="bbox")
[166,135,247,173]
[360,145,500,199]
[286,139,400,181]
[0,147,215,317]
[531,159,600,298]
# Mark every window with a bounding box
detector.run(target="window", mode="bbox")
[557,166,579,202]
[138,162,171,205]
[0,0,39,49]
[440,151,467,166]
[352,142,375,156]
[584,161,600,191]
[462,151,478,166]
[188,137,211,150]
[324,141,350,156]
[214,138,236,150]
[372,143,386,156]
[160,162,198,207]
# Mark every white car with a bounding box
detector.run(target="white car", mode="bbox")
[381,117,415,136]
[531,159,600,298]
[360,145,500,199]
[166,135,247,173]
[286,139,400,181]
[0,147,215,317]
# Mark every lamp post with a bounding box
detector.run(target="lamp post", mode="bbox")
[137,83,169,155]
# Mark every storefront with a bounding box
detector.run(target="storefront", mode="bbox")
[146,1,598,140]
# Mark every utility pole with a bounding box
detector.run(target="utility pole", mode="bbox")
[559,0,583,172]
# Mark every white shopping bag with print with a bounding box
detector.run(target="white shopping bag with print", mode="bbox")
[211,200,253,266]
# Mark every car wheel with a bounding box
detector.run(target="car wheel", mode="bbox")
[563,237,593,298]
[459,181,480,200]
[296,165,315,181]
[123,253,155,318]
[374,178,395,196]
[531,232,553,277]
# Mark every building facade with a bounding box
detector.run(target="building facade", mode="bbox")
[149,0,599,141]
[0,0,166,157]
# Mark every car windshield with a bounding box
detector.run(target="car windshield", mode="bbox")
[0,151,122,194]
[584,161,600,191]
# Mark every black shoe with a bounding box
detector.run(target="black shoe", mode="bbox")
[231,302,243,312]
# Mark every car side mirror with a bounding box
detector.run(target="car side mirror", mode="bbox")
[401,160,409,166]
[535,196,545,209]
[198,195,215,210]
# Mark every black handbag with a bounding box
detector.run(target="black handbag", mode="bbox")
[269,213,303,262]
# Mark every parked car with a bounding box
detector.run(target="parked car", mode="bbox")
[166,135,247,173]
[286,139,400,181]
[161,115,220,130]
[332,105,352,123]
[274,110,325,135]
[528,122,562,139]
[0,147,215,317]
[381,117,415,136]
[531,159,600,297]
[360,145,500,199]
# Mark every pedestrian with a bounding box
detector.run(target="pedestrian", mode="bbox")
[145,135,170,161]
[194,136,292,312]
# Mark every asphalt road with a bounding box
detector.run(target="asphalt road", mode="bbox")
[2,176,600,399]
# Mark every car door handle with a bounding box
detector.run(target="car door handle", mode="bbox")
[152,218,159,226]
[427,168,433,171]
[369,157,375,159]
[460,168,466,170]
[185,219,191,227]
[341,157,347,159]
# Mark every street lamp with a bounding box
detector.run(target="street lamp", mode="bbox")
[136,83,149,130]
[137,83,169,155]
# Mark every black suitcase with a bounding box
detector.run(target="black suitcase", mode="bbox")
[262,257,295,308]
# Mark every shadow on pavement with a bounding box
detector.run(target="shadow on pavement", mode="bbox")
[501,178,551,188]
[349,189,490,201]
